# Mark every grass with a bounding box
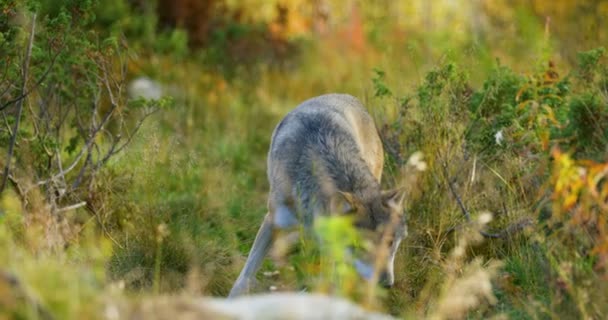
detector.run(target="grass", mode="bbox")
[1,1,608,319]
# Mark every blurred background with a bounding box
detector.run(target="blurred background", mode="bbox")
[1,0,607,319]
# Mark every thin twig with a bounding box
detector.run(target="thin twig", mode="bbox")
[441,156,533,239]
[6,174,27,206]
[0,13,36,194]
[0,39,61,112]
[26,97,40,139]
[441,160,471,222]
[2,111,13,136]
[34,92,117,189]
[33,148,86,188]
[100,107,159,166]
[56,201,87,213]
[484,218,534,238]
[71,150,92,190]
[446,217,534,239]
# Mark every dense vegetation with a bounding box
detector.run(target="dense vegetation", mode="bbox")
[1,0,607,319]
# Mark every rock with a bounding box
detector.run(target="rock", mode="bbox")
[118,292,396,320]
[128,77,163,100]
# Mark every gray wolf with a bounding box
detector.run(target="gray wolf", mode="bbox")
[228,94,407,297]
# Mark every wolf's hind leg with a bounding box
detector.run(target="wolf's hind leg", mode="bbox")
[270,230,300,263]
[228,213,273,298]
[273,205,298,228]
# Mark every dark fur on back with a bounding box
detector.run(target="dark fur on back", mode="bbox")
[268,98,383,228]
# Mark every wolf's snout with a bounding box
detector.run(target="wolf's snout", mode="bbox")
[379,271,394,288]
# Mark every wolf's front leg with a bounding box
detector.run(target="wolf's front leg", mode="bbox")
[228,213,274,298]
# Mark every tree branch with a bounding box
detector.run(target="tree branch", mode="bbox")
[0,13,36,194]
[100,107,159,166]
[56,201,87,213]
[0,33,63,113]
[441,160,471,222]
[441,156,534,239]
[34,90,117,190]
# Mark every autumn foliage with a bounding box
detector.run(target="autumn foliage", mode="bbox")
[549,148,608,276]
[2,1,608,319]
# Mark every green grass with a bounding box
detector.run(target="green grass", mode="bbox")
[1,1,608,319]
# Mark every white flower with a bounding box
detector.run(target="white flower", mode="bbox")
[408,151,427,171]
[128,76,163,100]
[478,212,493,225]
[494,130,504,145]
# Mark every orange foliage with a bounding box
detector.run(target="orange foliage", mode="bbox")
[337,3,367,53]
[157,0,220,47]
[550,148,608,276]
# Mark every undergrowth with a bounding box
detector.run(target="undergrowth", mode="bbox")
[1,1,607,319]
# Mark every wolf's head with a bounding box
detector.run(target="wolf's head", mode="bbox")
[336,189,407,288]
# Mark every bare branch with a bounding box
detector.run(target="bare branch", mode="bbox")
[0,41,61,112]
[35,88,117,189]
[0,13,37,194]
[71,147,92,190]
[56,201,87,213]
[441,154,533,239]
[441,159,471,222]
[100,107,159,166]
[54,148,66,187]
[34,147,86,188]
[7,174,27,205]
[446,217,534,239]
[482,218,534,238]
[1,111,13,136]
[26,98,41,139]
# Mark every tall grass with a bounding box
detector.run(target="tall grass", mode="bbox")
[1,1,607,319]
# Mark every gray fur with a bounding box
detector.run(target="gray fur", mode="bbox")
[229,94,407,298]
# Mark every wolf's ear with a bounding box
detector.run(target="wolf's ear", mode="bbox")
[332,191,359,214]
[382,188,406,209]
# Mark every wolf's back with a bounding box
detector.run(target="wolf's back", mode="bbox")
[267,94,384,215]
